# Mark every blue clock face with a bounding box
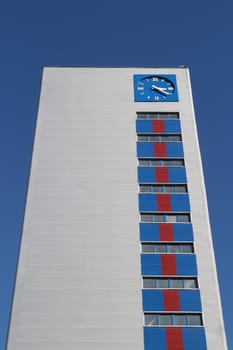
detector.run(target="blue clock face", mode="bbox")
[134,74,178,102]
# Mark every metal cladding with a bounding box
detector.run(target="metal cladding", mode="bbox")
[6,68,227,350]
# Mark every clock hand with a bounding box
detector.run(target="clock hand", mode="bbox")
[151,85,171,96]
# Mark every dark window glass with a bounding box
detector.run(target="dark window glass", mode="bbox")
[151,160,161,166]
[174,315,186,325]
[138,159,149,166]
[175,185,187,193]
[153,186,163,192]
[168,244,180,253]
[155,244,167,253]
[138,135,149,141]
[157,279,169,288]
[144,313,203,326]
[183,279,198,289]
[187,314,203,326]
[140,214,153,223]
[166,215,177,223]
[137,134,182,142]
[143,278,156,288]
[166,186,174,193]
[140,185,151,192]
[138,159,184,167]
[153,215,164,222]
[141,243,193,254]
[141,244,155,253]
[159,314,172,325]
[139,184,188,193]
[180,244,194,253]
[143,277,198,289]
[178,214,190,223]
[137,112,179,120]
[140,213,191,223]
[145,314,158,326]
[171,279,183,288]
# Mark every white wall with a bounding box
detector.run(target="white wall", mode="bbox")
[6,67,227,350]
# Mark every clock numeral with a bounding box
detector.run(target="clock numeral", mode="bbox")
[154,96,159,101]
[137,87,144,91]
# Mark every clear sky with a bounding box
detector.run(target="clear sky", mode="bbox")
[0,0,232,348]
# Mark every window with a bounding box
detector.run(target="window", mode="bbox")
[140,213,191,223]
[138,159,184,167]
[144,313,203,326]
[141,243,194,254]
[137,134,182,142]
[139,184,187,193]
[143,277,198,289]
[137,112,179,120]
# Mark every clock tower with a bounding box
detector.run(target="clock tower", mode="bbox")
[6,67,228,350]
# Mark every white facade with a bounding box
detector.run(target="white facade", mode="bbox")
[6,67,227,350]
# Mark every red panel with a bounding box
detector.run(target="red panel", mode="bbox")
[152,120,165,133]
[155,167,169,183]
[161,254,177,275]
[154,142,167,157]
[166,328,184,350]
[157,194,171,211]
[163,290,180,311]
[159,223,174,241]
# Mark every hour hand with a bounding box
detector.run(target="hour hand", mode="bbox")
[151,85,171,96]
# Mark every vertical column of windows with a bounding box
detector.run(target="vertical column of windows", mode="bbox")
[136,113,205,342]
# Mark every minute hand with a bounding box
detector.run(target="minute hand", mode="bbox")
[151,85,171,96]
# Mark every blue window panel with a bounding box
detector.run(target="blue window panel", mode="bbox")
[136,120,153,133]
[138,167,187,183]
[139,223,194,242]
[179,291,202,311]
[136,120,181,134]
[164,120,181,133]
[142,290,202,312]
[166,142,184,157]
[144,327,166,350]
[176,255,197,275]
[183,328,207,350]
[139,194,190,212]
[170,194,190,211]
[141,254,161,275]
[139,194,157,211]
[142,290,164,311]
[137,142,184,158]
[173,223,194,241]
[137,142,154,157]
[168,167,187,183]
[138,167,155,183]
[140,223,160,241]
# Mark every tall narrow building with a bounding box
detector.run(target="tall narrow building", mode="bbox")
[6,67,227,350]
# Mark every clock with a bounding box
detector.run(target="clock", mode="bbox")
[134,74,178,102]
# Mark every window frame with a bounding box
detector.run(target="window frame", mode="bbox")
[137,134,182,142]
[137,112,179,120]
[140,213,191,223]
[144,313,203,327]
[139,184,188,193]
[141,242,194,254]
[138,158,185,167]
[142,277,198,289]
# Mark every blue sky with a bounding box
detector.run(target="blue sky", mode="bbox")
[0,0,232,348]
